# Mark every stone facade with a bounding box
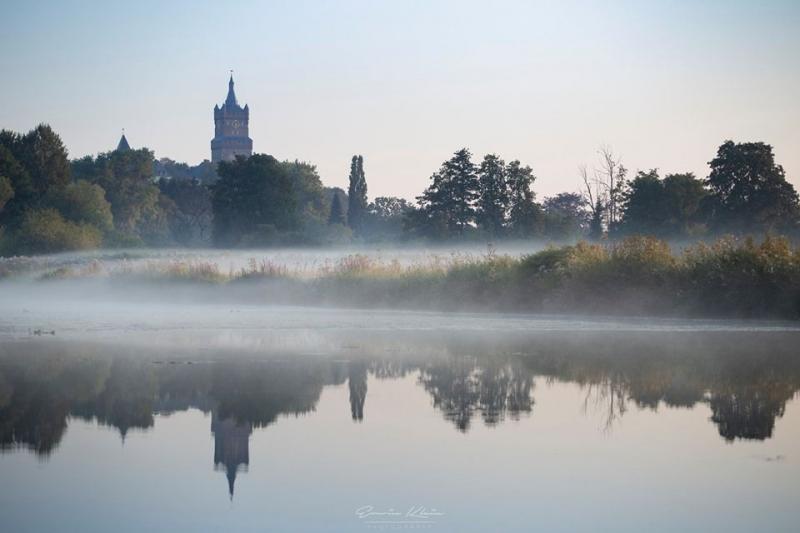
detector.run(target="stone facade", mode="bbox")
[211,75,253,163]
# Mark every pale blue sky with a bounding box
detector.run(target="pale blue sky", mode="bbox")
[1,0,798,199]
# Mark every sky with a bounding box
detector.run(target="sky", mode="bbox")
[1,0,798,200]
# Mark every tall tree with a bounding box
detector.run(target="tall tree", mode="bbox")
[443,149,479,234]
[506,160,540,237]
[476,154,509,236]
[416,149,479,237]
[347,155,368,233]
[14,125,71,196]
[1,126,69,225]
[580,146,626,236]
[705,141,799,232]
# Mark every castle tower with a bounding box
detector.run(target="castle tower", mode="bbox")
[211,74,253,163]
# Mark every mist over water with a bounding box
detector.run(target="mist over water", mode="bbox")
[1,246,799,532]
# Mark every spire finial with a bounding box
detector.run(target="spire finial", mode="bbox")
[225,71,238,106]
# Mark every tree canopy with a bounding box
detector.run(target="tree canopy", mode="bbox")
[705,141,798,233]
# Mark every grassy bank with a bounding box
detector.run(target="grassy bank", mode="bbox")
[9,236,800,319]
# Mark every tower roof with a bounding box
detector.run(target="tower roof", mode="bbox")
[225,74,238,107]
[116,133,131,151]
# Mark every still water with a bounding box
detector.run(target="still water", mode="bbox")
[0,306,798,532]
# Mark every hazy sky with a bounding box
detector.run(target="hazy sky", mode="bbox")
[1,0,798,199]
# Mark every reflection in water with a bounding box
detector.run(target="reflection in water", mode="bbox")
[348,361,368,422]
[0,330,798,497]
[211,412,251,498]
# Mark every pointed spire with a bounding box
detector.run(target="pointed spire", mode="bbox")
[116,129,130,152]
[226,465,237,499]
[225,71,237,107]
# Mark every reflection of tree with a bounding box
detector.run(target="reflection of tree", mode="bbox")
[72,358,157,439]
[518,332,800,439]
[1,329,799,467]
[369,359,414,380]
[211,360,325,428]
[0,351,110,455]
[419,357,533,431]
[348,361,367,421]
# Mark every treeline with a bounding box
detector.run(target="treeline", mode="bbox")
[0,125,219,253]
[1,123,798,256]
[0,125,353,255]
[402,143,799,241]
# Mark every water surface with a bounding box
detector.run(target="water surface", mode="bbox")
[0,309,798,532]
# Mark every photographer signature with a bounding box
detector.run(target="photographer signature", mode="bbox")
[356,505,445,522]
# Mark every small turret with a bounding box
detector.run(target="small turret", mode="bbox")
[116,132,131,152]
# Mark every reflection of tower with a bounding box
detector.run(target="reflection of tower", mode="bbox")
[211,411,252,498]
[348,362,368,421]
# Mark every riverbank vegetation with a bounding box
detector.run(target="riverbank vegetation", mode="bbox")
[7,235,798,319]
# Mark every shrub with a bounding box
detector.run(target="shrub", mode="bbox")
[12,208,102,254]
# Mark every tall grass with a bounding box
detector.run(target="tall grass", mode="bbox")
[8,236,799,318]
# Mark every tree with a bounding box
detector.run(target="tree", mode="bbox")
[347,155,368,233]
[588,200,604,240]
[211,154,297,246]
[619,170,708,238]
[620,169,665,236]
[706,141,799,232]
[158,178,212,245]
[542,193,587,239]
[416,148,479,237]
[476,154,508,235]
[73,148,163,236]
[599,146,627,230]
[362,196,410,240]
[12,125,71,197]
[369,196,410,219]
[0,176,13,213]
[580,165,605,239]
[661,173,707,236]
[506,160,540,237]
[282,160,328,223]
[0,144,31,224]
[580,146,627,236]
[328,193,346,225]
[45,180,114,233]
